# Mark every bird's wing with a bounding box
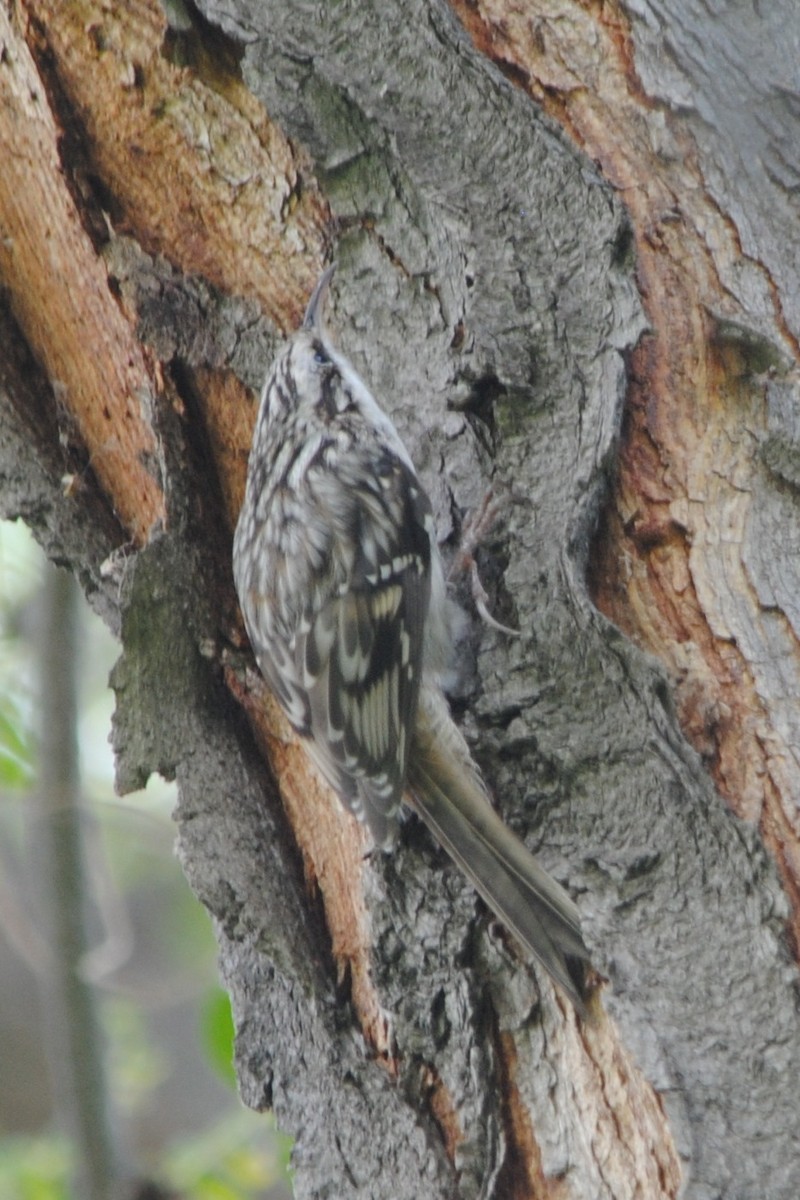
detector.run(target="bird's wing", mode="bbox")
[294,453,433,843]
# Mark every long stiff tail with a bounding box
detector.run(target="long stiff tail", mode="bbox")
[407,691,591,1013]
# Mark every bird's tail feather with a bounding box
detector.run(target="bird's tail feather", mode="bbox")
[407,692,591,1013]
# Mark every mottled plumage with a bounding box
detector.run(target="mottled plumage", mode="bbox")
[233,266,592,1011]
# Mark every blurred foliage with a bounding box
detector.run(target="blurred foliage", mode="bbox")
[0,1113,294,1200]
[166,1112,294,1200]
[0,521,37,791]
[0,1134,72,1200]
[201,988,238,1089]
[0,696,34,788]
[0,521,293,1199]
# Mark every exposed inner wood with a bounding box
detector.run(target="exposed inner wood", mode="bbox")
[23,0,329,329]
[0,5,164,544]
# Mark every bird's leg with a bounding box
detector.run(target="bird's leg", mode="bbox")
[448,488,520,637]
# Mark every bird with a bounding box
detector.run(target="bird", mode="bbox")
[232,263,592,1012]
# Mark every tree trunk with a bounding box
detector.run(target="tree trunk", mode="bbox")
[32,565,126,1200]
[1,1,798,1197]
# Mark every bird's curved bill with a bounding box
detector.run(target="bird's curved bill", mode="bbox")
[302,262,337,332]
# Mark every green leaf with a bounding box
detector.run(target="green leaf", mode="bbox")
[200,987,237,1088]
[0,1135,71,1200]
[0,704,34,788]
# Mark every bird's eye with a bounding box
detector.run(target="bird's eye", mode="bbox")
[313,343,330,367]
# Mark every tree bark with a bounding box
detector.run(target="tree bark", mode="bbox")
[1,1,798,1197]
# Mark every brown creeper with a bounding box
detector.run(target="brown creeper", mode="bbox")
[233,266,592,1011]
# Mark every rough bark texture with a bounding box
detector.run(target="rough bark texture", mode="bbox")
[1,1,798,1198]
